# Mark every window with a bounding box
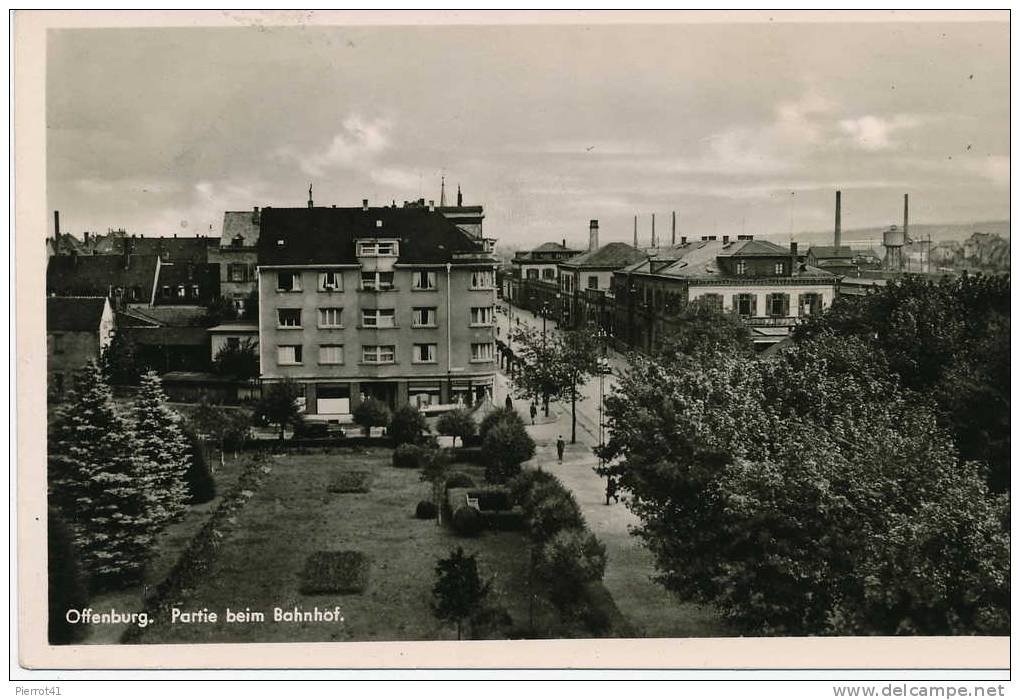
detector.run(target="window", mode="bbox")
[471,343,494,362]
[562,275,573,292]
[526,269,539,280]
[226,336,240,350]
[228,263,249,282]
[411,270,437,290]
[358,240,398,256]
[277,345,303,365]
[699,293,724,312]
[318,307,343,328]
[277,308,302,328]
[319,271,343,291]
[129,286,140,301]
[362,308,395,328]
[176,286,186,298]
[471,270,495,288]
[470,307,493,326]
[362,345,396,364]
[736,261,748,275]
[361,271,395,291]
[162,285,171,298]
[587,275,599,290]
[277,271,301,292]
[736,293,756,317]
[768,293,790,317]
[799,293,822,316]
[191,285,200,299]
[774,262,786,276]
[542,268,556,280]
[413,343,437,363]
[318,344,344,365]
[412,307,437,327]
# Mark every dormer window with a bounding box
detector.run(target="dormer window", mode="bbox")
[736,261,747,275]
[774,262,786,276]
[358,240,398,257]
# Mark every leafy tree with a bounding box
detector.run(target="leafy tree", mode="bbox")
[240,288,259,322]
[193,399,251,467]
[255,379,304,440]
[539,529,607,618]
[204,295,240,327]
[388,404,428,446]
[479,406,525,441]
[600,333,1009,635]
[481,417,535,484]
[353,397,391,437]
[132,371,191,523]
[656,299,753,361]
[100,329,146,386]
[212,338,259,380]
[181,424,216,504]
[48,361,160,589]
[436,408,477,447]
[47,507,89,644]
[419,447,450,525]
[432,546,491,640]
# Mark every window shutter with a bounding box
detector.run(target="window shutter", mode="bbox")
[798,294,805,316]
[750,294,758,316]
[782,293,790,317]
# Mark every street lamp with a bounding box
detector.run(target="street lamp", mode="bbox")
[592,324,612,504]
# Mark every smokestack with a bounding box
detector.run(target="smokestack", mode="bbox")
[54,210,60,239]
[588,219,599,251]
[633,215,637,247]
[903,193,909,240]
[834,190,842,248]
[651,214,656,247]
[671,211,676,245]
[362,198,369,211]
[681,235,687,245]
[562,238,566,248]
[723,235,730,244]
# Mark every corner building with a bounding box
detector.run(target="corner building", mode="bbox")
[257,203,498,419]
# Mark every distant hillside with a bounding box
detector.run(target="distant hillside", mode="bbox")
[777,221,1010,248]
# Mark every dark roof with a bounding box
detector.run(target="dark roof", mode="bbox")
[717,239,794,257]
[532,241,577,253]
[47,296,109,332]
[221,210,261,248]
[126,236,216,263]
[257,206,493,266]
[156,262,220,288]
[121,305,210,328]
[618,239,835,280]
[561,242,646,269]
[47,254,160,296]
[807,245,854,260]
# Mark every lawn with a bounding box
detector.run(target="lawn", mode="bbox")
[132,448,620,643]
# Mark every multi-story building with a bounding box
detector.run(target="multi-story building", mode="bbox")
[47,296,115,400]
[612,235,838,352]
[257,202,498,419]
[210,208,261,312]
[505,240,584,317]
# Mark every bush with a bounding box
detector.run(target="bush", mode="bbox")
[445,472,476,490]
[393,443,426,470]
[482,418,536,484]
[415,501,438,520]
[328,471,371,494]
[540,529,608,615]
[48,508,89,645]
[521,477,585,543]
[447,446,486,465]
[452,506,483,536]
[182,426,216,505]
[299,550,369,594]
[294,420,329,439]
[389,405,428,446]
[508,470,558,506]
[353,398,391,437]
[479,407,525,441]
[437,408,477,447]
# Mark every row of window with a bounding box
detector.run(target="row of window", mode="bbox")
[161,284,201,300]
[562,275,600,292]
[525,268,558,281]
[696,292,823,317]
[276,342,495,366]
[275,270,495,293]
[275,306,495,329]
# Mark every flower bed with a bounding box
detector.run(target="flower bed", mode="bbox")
[299,550,369,594]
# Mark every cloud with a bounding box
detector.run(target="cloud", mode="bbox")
[370,167,422,191]
[965,155,1009,187]
[838,114,922,151]
[277,114,392,176]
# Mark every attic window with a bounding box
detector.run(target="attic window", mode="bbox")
[376,220,383,228]
[277,239,285,246]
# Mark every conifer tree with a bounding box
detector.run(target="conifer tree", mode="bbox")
[132,371,191,522]
[48,361,160,589]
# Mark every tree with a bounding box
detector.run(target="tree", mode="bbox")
[240,288,259,322]
[506,325,561,418]
[100,328,146,386]
[481,417,535,484]
[558,327,604,444]
[388,404,428,446]
[655,299,753,361]
[255,379,304,440]
[47,507,89,644]
[204,295,239,327]
[436,408,476,447]
[432,546,491,640]
[212,338,259,380]
[48,361,160,589]
[193,399,251,467]
[539,528,607,618]
[132,371,191,523]
[419,447,450,525]
[181,424,216,504]
[478,406,524,441]
[353,397,391,437]
[600,333,1009,635]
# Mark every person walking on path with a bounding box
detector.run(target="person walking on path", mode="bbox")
[505,394,513,411]
[556,435,566,463]
[605,477,620,505]
[530,402,538,425]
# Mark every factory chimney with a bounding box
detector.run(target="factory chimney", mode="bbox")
[588,219,599,251]
[903,193,909,241]
[651,213,656,247]
[53,211,60,253]
[671,211,676,246]
[834,190,842,248]
[633,215,637,247]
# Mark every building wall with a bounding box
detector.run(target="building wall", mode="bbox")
[687,282,835,317]
[258,265,497,414]
[47,302,114,399]
[514,261,561,281]
[210,330,259,361]
[209,246,258,302]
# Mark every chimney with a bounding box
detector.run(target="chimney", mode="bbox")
[53,210,60,240]
[790,241,798,276]
[428,200,435,212]
[588,219,599,251]
[457,185,463,207]
[790,241,798,255]
[84,231,90,245]
[671,211,676,245]
[562,238,566,248]
[252,206,260,224]
[723,235,730,244]
[362,198,369,211]
[681,235,687,245]
[651,213,656,247]
[834,190,842,248]
[903,193,909,240]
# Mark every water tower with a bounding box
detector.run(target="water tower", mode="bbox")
[883,193,911,271]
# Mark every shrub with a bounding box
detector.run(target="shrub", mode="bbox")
[48,508,89,644]
[415,501,438,520]
[328,471,371,494]
[524,481,585,543]
[444,472,476,490]
[482,418,536,484]
[479,407,525,441]
[182,426,216,505]
[432,546,491,640]
[452,506,483,537]
[508,470,558,507]
[353,398,391,437]
[447,446,486,465]
[389,405,428,446]
[540,529,608,615]
[393,443,426,470]
[437,408,477,447]
[299,550,369,594]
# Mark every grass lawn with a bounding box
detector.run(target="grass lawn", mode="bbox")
[132,448,613,643]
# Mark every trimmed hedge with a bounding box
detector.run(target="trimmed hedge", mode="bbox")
[299,550,369,594]
[393,443,426,470]
[415,501,438,520]
[444,472,476,490]
[452,506,483,536]
[328,471,371,494]
[446,446,486,465]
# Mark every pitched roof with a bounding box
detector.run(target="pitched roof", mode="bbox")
[122,305,210,328]
[256,206,493,266]
[618,239,835,280]
[47,296,109,332]
[717,238,793,257]
[127,236,217,263]
[807,245,854,259]
[47,254,160,296]
[222,210,261,248]
[532,241,577,253]
[561,242,646,269]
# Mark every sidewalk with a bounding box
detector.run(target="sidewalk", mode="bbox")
[507,374,728,638]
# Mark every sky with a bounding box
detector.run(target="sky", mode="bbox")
[47,19,1009,249]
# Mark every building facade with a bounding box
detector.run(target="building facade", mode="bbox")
[210,208,261,312]
[257,203,498,420]
[47,296,115,400]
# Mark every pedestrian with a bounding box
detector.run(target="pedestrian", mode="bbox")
[529,402,537,425]
[556,435,565,463]
[606,477,619,505]
[505,394,513,411]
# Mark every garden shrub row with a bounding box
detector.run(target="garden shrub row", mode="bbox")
[328,470,371,494]
[120,452,274,643]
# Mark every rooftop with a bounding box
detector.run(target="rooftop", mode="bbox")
[618,238,834,280]
[47,296,109,332]
[47,254,160,295]
[561,241,646,269]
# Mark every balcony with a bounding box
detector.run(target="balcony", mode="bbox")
[741,316,802,328]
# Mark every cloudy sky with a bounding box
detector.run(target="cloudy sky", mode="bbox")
[47,18,1008,249]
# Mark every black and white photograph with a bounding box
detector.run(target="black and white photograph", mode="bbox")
[16,9,1011,676]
